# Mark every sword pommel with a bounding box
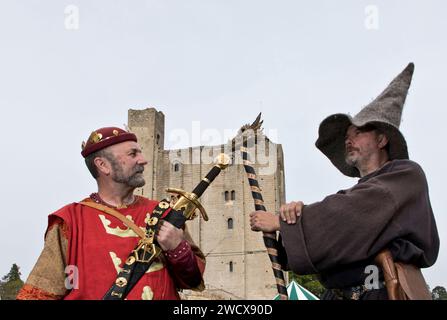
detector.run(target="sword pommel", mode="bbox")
[215,153,231,170]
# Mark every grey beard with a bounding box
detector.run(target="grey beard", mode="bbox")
[110,161,146,188]
[114,172,146,188]
[345,156,357,167]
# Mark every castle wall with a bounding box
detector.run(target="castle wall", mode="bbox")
[128,108,286,299]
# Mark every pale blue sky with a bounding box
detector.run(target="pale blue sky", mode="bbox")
[0,0,445,291]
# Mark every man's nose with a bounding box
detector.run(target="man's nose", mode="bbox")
[138,154,148,166]
[345,137,352,147]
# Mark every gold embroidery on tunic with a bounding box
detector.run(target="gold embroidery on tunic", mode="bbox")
[109,252,123,274]
[141,286,154,300]
[99,215,145,238]
[109,251,164,275]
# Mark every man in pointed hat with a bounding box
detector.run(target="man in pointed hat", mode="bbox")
[17,127,205,300]
[250,63,439,300]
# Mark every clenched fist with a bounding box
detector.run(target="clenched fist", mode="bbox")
[249,210,280,232]
[156,220,184,251]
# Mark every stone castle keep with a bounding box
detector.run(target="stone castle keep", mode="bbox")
[128,108,286,299]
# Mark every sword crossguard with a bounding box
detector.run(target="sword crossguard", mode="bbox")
[166,188,209,221]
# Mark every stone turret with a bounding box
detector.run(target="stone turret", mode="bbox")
[128,107,286,299]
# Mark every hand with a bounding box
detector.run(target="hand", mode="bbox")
[156,220,184,251]
[249,210,280,232]
[280,201,304,224]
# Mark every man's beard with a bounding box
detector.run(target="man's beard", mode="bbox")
[345,149,374,169]
[345,153,357,167]
[344,147,360,167]
[110,159,146,188]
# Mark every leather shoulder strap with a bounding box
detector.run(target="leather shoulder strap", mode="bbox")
[78,201,146,239]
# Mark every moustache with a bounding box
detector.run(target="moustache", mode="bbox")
[345,146,359,154]
[133,166,145,174]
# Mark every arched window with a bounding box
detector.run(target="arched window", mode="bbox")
[156,134,160,145]
[229,261,233,272]
[231,190,236,201]
[227,218,233,229]
[224,191,229,202]
[174,163,180,172]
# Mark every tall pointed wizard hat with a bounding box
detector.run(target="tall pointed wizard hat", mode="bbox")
[315,63,415,177]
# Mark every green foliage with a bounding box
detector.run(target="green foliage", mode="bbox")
[0,264,24,300]
[289,272,326,298]
[432,286,447,300]
[2,263,21,282]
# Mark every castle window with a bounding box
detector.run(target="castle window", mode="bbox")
[231,190,235,201]
[224,191,230,202]
[174,163,180,172]
[156,134,160,145]
[227,218,233,229]
[229,261,233,272]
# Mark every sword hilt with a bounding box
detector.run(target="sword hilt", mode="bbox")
[166,188,207,220]
[166,153,231,221]
[191,153,230,197]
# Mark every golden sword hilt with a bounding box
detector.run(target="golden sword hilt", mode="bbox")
[166,188,206,220]
[166,153,230,221]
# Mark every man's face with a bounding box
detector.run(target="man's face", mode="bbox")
[105,141,148,188]
[344,125,383,167]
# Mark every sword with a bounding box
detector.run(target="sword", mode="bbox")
[104,153,230,300]
[136,152,231,266]
[167,153,231,221]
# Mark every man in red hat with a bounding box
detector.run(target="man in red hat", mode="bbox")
[250,63,439,299]
[17,127,205,300]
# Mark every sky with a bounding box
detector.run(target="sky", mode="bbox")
[0,0,445,291]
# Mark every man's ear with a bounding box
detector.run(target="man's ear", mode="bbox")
[377,134,389,149]
[94,157,111,176]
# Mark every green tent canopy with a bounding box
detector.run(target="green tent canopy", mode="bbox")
[273,280,320,300]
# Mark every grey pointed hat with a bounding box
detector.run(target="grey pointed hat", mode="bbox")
[315,63,415,177]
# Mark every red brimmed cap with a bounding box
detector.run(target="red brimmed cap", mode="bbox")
[81,127,137,158]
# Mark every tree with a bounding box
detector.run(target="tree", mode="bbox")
[289,272,326,298]
[0,264,24,300]
[432,286,447,300]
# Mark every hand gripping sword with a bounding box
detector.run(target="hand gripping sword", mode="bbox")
[134,153,232,263]
[238,113,288,300]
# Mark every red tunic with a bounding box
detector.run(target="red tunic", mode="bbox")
[18,196,205,300]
